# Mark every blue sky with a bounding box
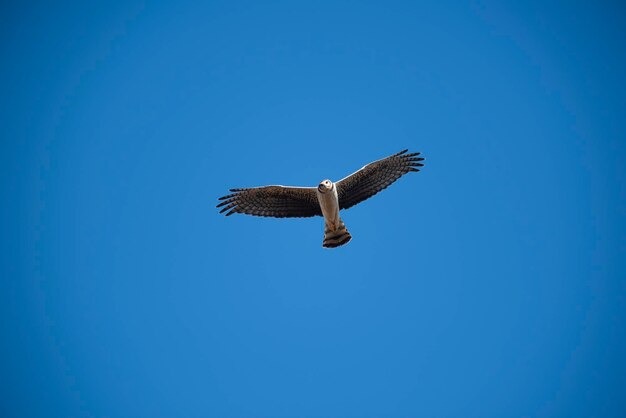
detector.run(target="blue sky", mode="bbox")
[1,1,625,417]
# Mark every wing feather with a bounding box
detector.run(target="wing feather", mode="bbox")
[216,185,322,218]
[336,149,424,210]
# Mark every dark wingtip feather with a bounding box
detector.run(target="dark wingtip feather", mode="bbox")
[218,193,235,200]
[219,202,237,213]
[225,209,237,216]
[408,167,420,172]
[396,149,409,155]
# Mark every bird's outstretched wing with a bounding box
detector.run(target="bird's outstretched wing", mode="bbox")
[217,186,322,218]
[336,149,424,210]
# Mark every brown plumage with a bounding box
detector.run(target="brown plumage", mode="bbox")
[336,149,423,210]
[216,149,424,247]
[216,186,321,218]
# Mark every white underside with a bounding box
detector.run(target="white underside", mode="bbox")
[316,184,341,231]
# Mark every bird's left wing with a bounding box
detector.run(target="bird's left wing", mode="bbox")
[217,185,322,218]
[336,149,424,210]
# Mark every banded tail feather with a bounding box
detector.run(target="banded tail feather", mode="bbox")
[323,222,352,248]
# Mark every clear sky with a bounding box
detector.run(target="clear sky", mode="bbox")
[1,1,625,417]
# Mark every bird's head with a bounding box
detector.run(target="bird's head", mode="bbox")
[318,179,333,193]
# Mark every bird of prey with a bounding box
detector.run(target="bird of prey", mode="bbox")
[217,149,424,248]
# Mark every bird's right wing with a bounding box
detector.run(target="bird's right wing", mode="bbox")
[217,185,322,218]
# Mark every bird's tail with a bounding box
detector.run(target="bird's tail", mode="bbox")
[323,221,352,248]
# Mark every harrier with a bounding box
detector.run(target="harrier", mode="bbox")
[217,149,424,248]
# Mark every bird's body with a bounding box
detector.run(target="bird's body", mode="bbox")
[217,149,424,248]
[316,179,352,248]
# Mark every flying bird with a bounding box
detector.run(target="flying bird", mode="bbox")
[217,149,424,248]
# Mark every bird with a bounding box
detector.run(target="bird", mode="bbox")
[216,149,424,248]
